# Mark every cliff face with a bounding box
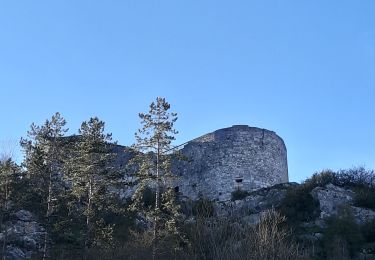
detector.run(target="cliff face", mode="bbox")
[173,125,288,201]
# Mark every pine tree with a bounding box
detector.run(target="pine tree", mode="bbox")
[66,117,115,256]
[130,97,184,258]
[0,159,20,260]
[20,112,68,260]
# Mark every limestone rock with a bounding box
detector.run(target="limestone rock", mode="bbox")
[311,184,355,219]
[352,206,375,224]
[311,184,375,224]
[216,182,296,217]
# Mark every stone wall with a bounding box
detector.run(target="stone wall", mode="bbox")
[173,125,288,201]
[86,125,288,202]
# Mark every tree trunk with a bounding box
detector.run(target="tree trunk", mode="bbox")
[0,211,4,260]
[0,180,8,260]
[152,141,161,260]
[1,228,6,260]
[42,171,53,260]
[84,177,93,260]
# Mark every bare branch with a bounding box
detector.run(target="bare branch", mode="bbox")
[0,138,18,163]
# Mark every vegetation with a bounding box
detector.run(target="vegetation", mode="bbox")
[323,206,364,259]
[129,97,185,258]
[279,169,375,259]
[1,98,375,259]
[303,168,375,192]
[231,188,250,201]
[66,117,117,257]
[0,159,20,258]
[184,209,300,260]
[191,198,215,218]
[278,186,320,225]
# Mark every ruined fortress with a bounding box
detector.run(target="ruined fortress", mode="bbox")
[113,125,288,202]
[174,125,288,201]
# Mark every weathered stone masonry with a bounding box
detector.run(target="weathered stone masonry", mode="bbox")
[104,125,288,202]
[174,125,288,201]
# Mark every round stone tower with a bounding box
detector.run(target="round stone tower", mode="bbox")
[175,125,288,201]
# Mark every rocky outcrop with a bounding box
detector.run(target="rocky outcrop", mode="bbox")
[212,182,375,226]
[311,184,355,219]
[311,184,375,224]
[215,183,298,224]
[0,210,44,259]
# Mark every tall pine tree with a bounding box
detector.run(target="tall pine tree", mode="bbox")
[66,117,115,256]
[0,159,20,260]
[20,112,68,260]
[130,97,184,258]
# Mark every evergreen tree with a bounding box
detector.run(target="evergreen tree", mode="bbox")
[20,112,68,260]
[130,97,184,258]
[0,159,20,260]
[66,117,116,256]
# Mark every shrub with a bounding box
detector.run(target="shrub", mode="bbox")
[323,206,364,259]
[354,186,375,210]
[335,167,375,189]
[302,170,336,192]
[278,186,320,224]
[185,209,300,260]
[302,167,375,192]
[231,188,250,201]
[192,198,215,218]
[361,218,375,243]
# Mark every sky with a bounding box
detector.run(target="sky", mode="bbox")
[0,1,374,182]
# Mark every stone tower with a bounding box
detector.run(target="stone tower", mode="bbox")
[174,125,288,201]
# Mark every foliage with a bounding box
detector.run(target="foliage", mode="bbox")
[303,167,375,191]
[192,198,215,218]
[66,117,117,251]
[185,209,301,260]
[278,186,320,224]
[20,112,69,259]
[361,218,375,243]
[231,188,250,201]
[20,112,69,218]
[0,159,21,258]
[354,186,375,210]
[5,103,375,259]
[302,170,336,192]
[323,206,364,259]
[0,159,20,212]
[129,97,185,256]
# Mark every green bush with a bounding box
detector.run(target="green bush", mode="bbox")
[354,186,375,210]
[302,167,375,192]
[361,218,375,243]
[335,167,375,188]
[303,170,336,192]
[231,188,250,201]
[278,186,320,224]
[323,206,364,259]
[192,198,215,218]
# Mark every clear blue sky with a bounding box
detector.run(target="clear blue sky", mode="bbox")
[0,1,374,182]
